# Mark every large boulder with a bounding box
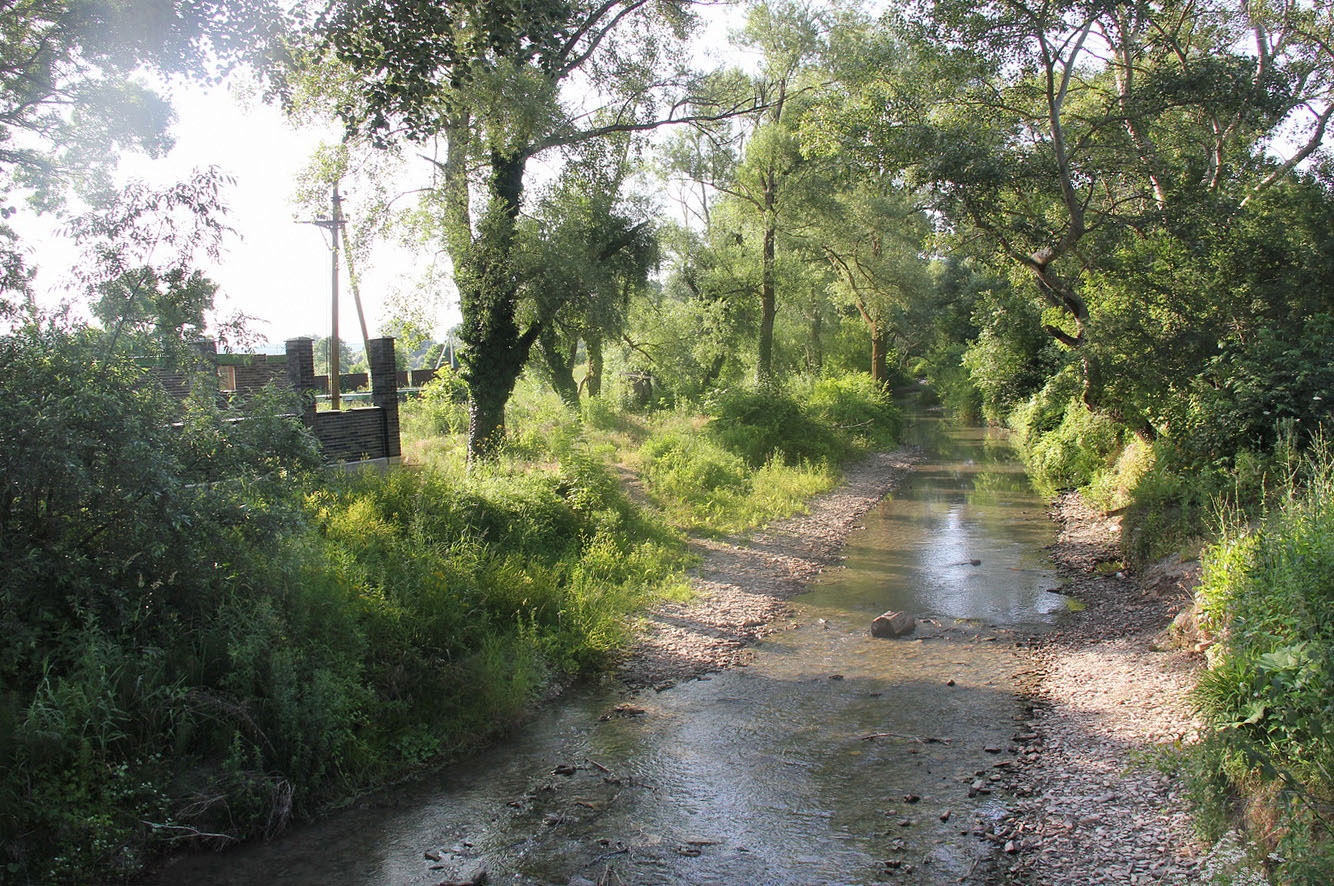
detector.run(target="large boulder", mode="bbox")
[871,610,917,638]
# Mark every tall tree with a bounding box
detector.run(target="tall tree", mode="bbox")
[811,0,1334,436]
[315,0,753,458]
[807,181,931,385]
[523,138,657,406]
[661,0,827,382]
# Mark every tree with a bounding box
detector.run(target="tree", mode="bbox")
[811,0,1334,437]
[0,1,284,312]
[804,178,931,385]
[660,0,827,382]
[314,0,755,459]
[522,138,657,406]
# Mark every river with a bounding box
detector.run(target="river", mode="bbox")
[149,409,1065,886]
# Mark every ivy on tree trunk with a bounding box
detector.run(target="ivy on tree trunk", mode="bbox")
[457,152,542,461]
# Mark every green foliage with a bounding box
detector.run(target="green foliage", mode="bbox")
[707,384,848,467]
[790,372,903,448]
[638,427,833,534]
[404,370,470,438]
[0,322,687,882]
[1176,316,1334,462]
[1008,371,1126,496]
[630,372,900,533]
[1191,448,1334,883]
[924,341,983,423]
[961,279,1058,421]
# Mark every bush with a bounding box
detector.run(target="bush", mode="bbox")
[1121,431,1302,565]
[638,429,833,533]
[0,324,687,882]
[795,372,903,448]
[1009,372,1126,496]
[404,370,469,437]
[707,384,847,467]
[1191,446,1334,884]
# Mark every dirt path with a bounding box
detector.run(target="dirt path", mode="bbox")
[617,447,922,689]
[991,494,1207,885]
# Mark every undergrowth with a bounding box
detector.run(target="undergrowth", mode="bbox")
[2,343,901,883]
[1187,444,1334,884]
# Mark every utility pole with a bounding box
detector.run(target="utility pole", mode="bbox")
[303,183,354,410]
[329,186,341,410]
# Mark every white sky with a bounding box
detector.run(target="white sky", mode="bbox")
[21,4,753,350]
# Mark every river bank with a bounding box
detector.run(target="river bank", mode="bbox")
[620,447,923,689]
[989,493,1206,885]
[143,415,1052,886]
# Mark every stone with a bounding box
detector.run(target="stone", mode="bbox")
[871,610,917,638]
[437,868,487,886]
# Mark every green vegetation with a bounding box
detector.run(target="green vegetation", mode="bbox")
[0,324,700,883]
[0,308,897,882]
[6,0,1334,881]
[1188,450,1334,884]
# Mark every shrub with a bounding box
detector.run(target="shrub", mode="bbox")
[404,370,469,438]
[1009,376,1126,496]
[796,372,903,448]
[1191,445,1334,884]
[638,429,832,533]
[707,384,847,467]
[0,324,687,882]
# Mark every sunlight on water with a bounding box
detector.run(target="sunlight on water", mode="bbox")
[148,409,1061,886]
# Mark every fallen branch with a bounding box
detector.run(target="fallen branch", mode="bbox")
[139,821,239,844]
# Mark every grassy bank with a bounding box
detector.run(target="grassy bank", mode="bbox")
[1,337,900,884]
[1188,448,1334,884]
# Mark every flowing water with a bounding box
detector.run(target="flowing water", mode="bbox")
[150,409,1065,886]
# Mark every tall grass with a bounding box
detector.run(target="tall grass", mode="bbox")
[3,423,690,883]
[1189,444,1334,884]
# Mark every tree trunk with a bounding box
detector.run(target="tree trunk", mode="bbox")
[702,352,727,389]
[539,326,580,408]
[459,151,542,461]
[808,307,823,371]
[870,321,889,387]
[757,176,777,384]
[586,333,604,398]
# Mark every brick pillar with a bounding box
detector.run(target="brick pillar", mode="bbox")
[285,337,317,427]
[366,337,401,459]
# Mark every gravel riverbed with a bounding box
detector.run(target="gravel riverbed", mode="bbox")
[618,448,1211,885]
[618,447,922,689]
[991,493,1207,885]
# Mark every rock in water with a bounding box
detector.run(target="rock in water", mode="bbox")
[871,611,916,638]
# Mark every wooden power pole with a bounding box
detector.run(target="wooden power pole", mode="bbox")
[303,181,373,411]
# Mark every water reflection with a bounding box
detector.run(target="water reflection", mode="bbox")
[147,409,1059,886]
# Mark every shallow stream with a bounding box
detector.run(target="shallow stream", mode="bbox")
[150,410,1064,886]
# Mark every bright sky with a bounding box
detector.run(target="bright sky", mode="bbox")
[23,5,753,350]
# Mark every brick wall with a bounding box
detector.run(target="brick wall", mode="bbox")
[408,368,438,387]
[229,357,287,395]
[288,336,401,463]
[311,372,370,394]
[148,337,401,465]
[313,407,390,461]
